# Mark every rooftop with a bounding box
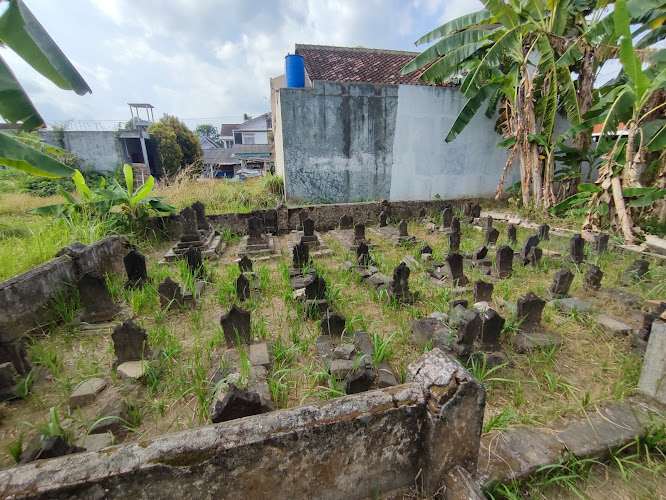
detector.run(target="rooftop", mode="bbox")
[295,44,452,86]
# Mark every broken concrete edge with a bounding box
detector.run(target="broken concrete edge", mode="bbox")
[0,236,128,339]
[476,392,666,491]
[0,349,487,500]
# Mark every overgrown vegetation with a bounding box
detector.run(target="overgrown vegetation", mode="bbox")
[147,115,203,178]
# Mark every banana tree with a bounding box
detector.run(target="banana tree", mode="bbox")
[0,0,91,177]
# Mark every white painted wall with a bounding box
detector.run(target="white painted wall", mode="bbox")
[390,85,518,200]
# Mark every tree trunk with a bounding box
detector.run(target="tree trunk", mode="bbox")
[623,121,644,187]
[611,175,636,244]
[566,46,595,198]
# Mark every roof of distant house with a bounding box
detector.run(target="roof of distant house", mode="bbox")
[220,124,240,137]
[593,122,629,135]
[203,149,235,166]
[295,44,453,86]
[237,113,271,132]
[233,144,272,155]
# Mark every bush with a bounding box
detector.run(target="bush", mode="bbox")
[21,168,110,197]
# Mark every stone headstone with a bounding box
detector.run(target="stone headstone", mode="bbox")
[388,262,415,300]
[479,309,505,351]
[549,269,574,299]
[297,210,308,230]
[398,219,408,237]
[210,383,267,423]
[304,271,327,300]
[473,246,488,261]
[441,208,453,228]
[354,223,366,242]
[238,255,253,273]
[516,292,545,333]
[379,211,387,227]
[446,253,468,286]
[191,201,209,231]
[356,241,371,267]
[303,217,315,237]
[419,207,426,218]
[293,240,310,269]
[526,247,542,268]
[452,310,481,356]
[179,206,200,242]
[78,273,119,323]
[0,330,30,376]
[584,265,603,291]
[247,216,265,245]
[538,223,550,241]
[340,214,353,230]
[474,280,493,303]
[465,202,481,218]
[112,320,150,365]
[593,233,609,254]
[507,224,517,245]
[495,245,513,279]
[569,234,585,264]
[520,235,540,264]
[0,362,17,402]
[484,215,493,228]
[158,278,184,309]
[236,273,250,301]
[449,231,461,253]
[638,320,666,405]
[184,246,203,277]
[451,217,461,233]
[264,209,278,233]
[485,227,500,246]
[622,259,649,284]
[124,249,148,288]
[220,304,251,347]
[320,312,346,337]
[420,244,433,256]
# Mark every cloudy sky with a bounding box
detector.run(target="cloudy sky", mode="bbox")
[3,0,482,131]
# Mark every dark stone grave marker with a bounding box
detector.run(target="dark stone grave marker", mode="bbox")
[449,231,461,253]
[441,208,453,228]
[418,207,426,218]
[622,259,649,284]
[584,265,604,291]
[387,262,418,301]
[238,255,253,273]
[516,292,545,332]
[538,223,550,241]
[593,233,609,254]
[495,245,514,278]
[354,223,366,242]
[520,235,540,264]
[292,240,310,269]
[180,206,199,242]
[452,309,481,357]
[479,309,505,351]
[474,280,493,303]
[570,234,585,264]
[451,216,461,233]
[185,246,203,277]
[473,246,488,261]
[526,247,542,268]
[549,269,574,299]
[236,274,250,301]
[264,209,278,233]
[398,219,408,237]
[485,227,500,246]
[379,211,387,227]
[320,312,346,337]
[220,304,251,347]
[339,214,353,230]
[78,273,119,323]
[420,244,433,256]
[247,216,265,245]
[507,224,517,245]
[191,201,209,231]
[124,249,148,288]
[446,253,468,286]
[158,278,184,309]
[112,320,150,365]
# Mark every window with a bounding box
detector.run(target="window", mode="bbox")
[243,133,255,145]
[234,132,242,144]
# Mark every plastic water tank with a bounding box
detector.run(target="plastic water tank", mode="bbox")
[285,54,305,88]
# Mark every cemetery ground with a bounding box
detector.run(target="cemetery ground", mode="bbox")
[1,180,666,497]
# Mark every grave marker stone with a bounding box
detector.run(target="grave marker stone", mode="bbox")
[191,201,209,231]
[526,247,542,268]
[495,245,514,278]
[516,292,545,332]
[452,309,481,356]
[549,269,574,299]
[320,312,346,337]
[446,253,469,286]
[185,246,203,277]
[593,233,609,254]
[622,259,649,284]
[485,227,500,246]
[538,223,550,241]
[124,249,148,288]
[479,309,505,351]
[520,235,540,264]
[570,234,585,264]
[264,209,278,234]
[304,271,327,300]
[449,231,461,253]
[298,210,308,230]
[387,262,418,301]
[441,208,453,228]
[584,265,604,291]
[398,219,408,237]
[158,278,184,309]
[339,215,353,230]
[379,211,387,227]
[354,223,366,242]
[473,246,488,261]
[418,207,426,218]
[292,240,310,269]
[238,255,253,273]
[220,304,251,347]
[247,216,265,245]
[78,273,119,323]
[112,320,150,365]
[474,280,493,303]
[179,206,200,242]
[451,217,461,233]
[420,244,433,256]
[357,242,372,267]
[507,224,517,245]
[236,274,250,301]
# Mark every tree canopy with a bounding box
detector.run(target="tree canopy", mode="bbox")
[194,124,221,145]
[148,115,203,178]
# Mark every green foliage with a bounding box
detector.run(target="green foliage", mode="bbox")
[6,434,23,464]
[194,124,221,145]
[147,115,202,178]
[27,164,176,233]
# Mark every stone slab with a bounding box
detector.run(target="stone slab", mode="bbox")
[69,378,107,408]
[249,343,270,369]
[553,297,594,315]
[638,321,666,405]
[117,361,149,380]
[597,313,633,336]
[327,229,377,250]
[78,433,114,452]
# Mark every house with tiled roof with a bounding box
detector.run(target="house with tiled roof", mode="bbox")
[272,44,517,203]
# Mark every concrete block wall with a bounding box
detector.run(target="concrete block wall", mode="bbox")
[39,131,121,172]
[0,349,486,499]
[276,80,520,203]
[0,236,128,339]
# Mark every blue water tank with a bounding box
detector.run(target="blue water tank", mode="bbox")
[285,54,305,88]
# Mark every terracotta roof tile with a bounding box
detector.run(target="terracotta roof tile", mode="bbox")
[295,44,456,87]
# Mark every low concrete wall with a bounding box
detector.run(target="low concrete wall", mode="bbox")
[0,237,128,339]
[39,131,121,173]
[0,350,485,499]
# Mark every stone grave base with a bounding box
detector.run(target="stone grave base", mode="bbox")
[341,261,390,290]
[328,229,376,250]
[368,226,420,246]
[162,231,225,263]
[238,235,279,260]
[512,331,563,354]
[287,231,333,258]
